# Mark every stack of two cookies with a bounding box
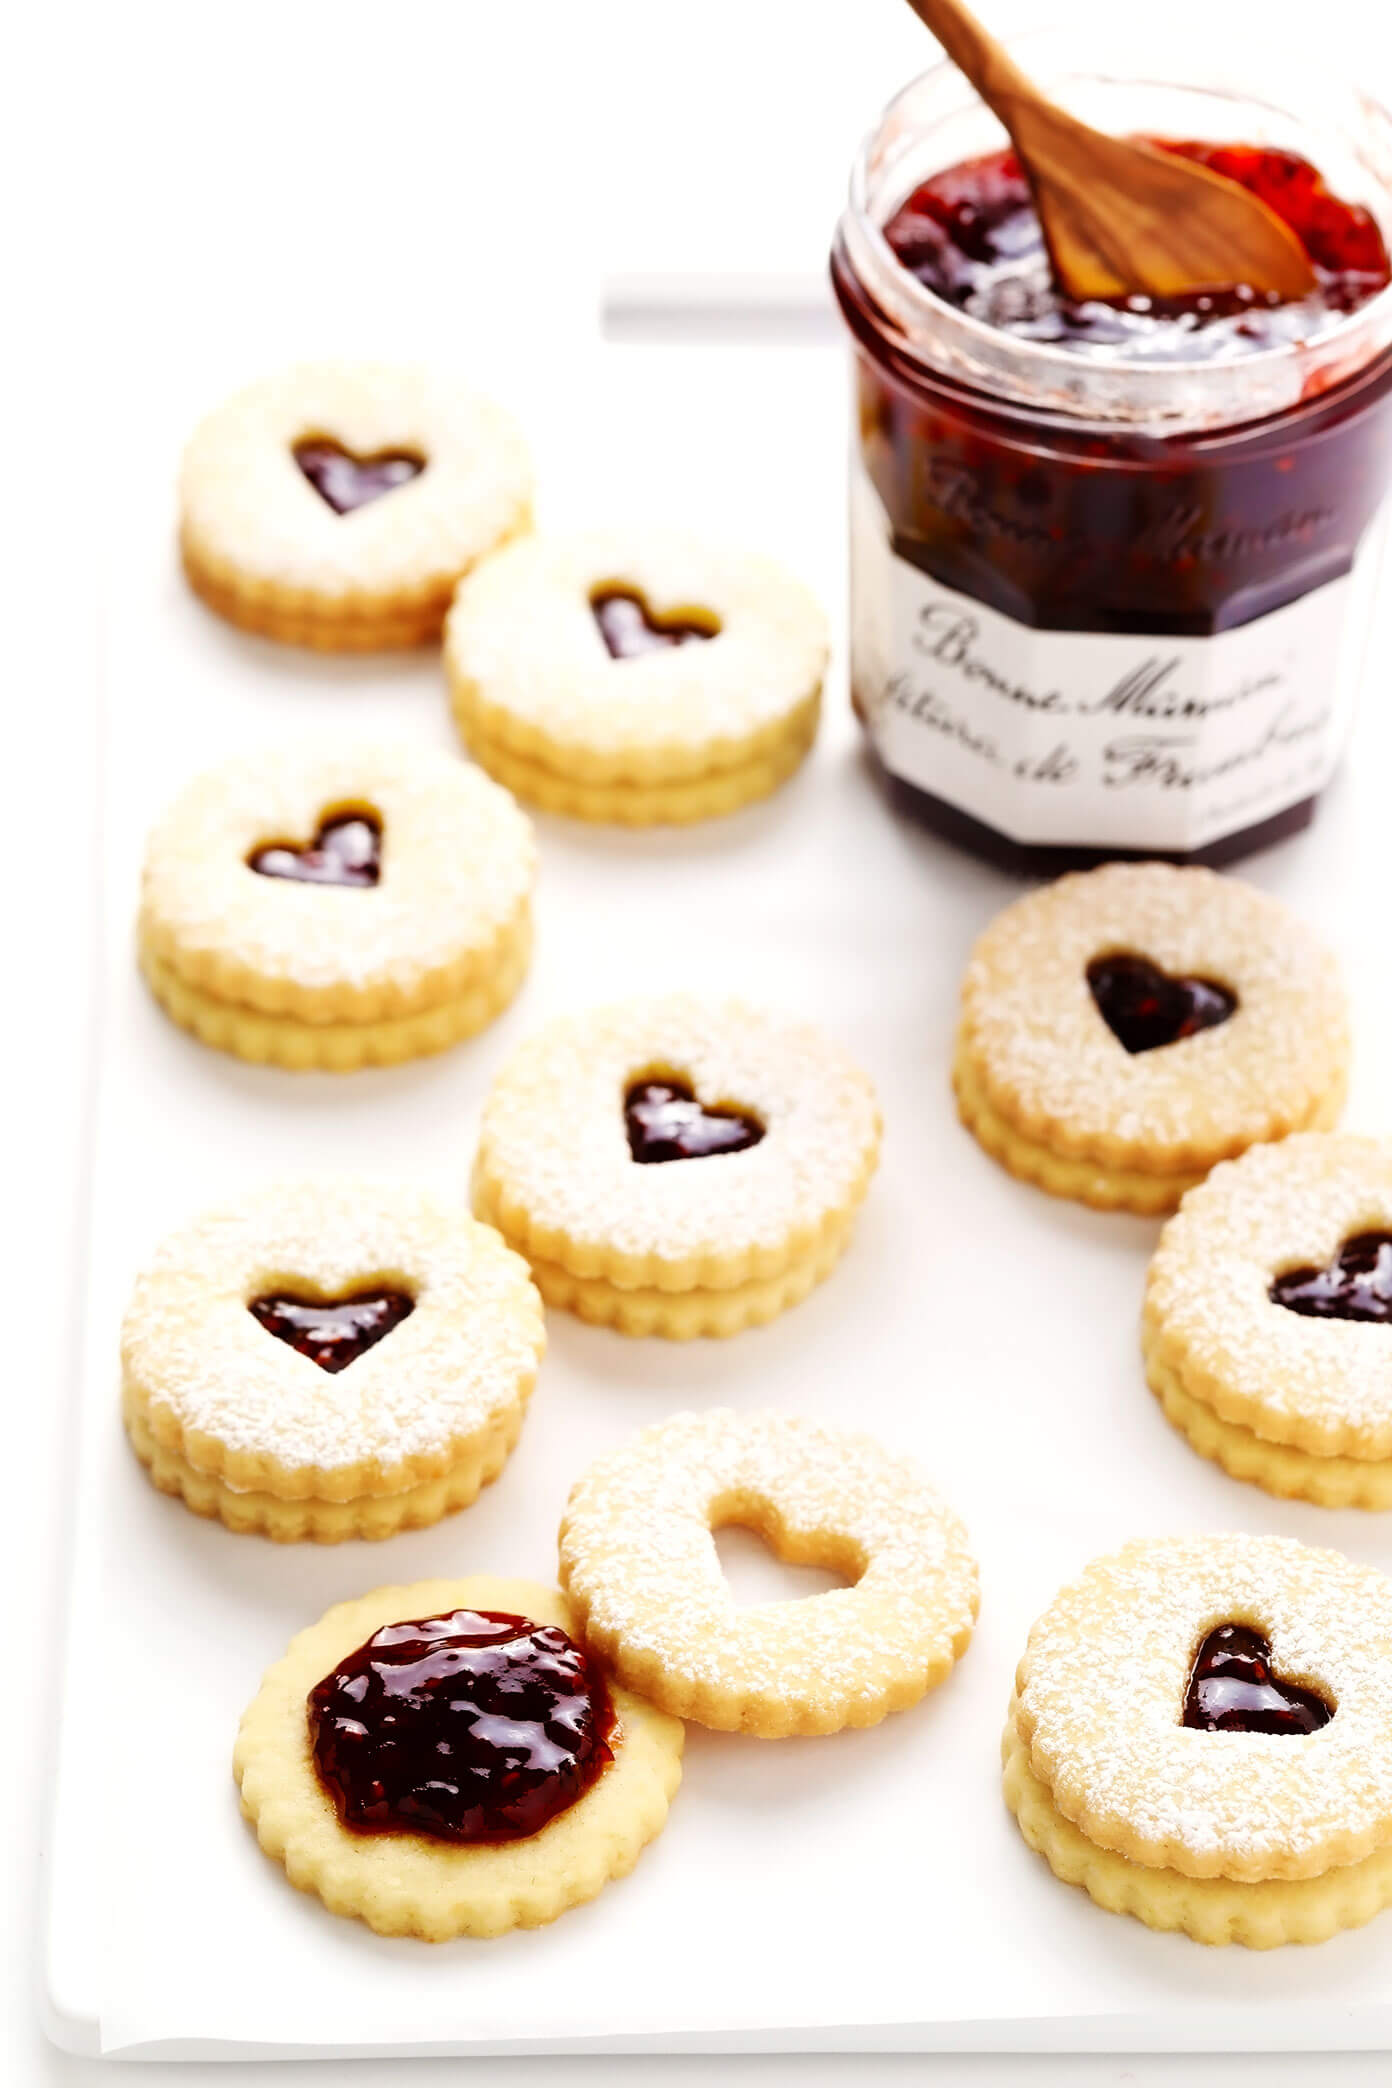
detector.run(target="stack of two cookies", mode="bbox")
[121,1180,545,1541]
[138,740,535,1072]
[471,996,882,1338]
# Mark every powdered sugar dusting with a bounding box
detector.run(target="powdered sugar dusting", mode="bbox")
[1146,1134,1392,1454]
[961,863,1347,1167]
[1020,1536,1392,1879]
[476,996,881,1267]
[121,1177,544,1476]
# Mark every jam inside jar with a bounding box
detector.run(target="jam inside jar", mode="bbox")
[832,35,1392,873]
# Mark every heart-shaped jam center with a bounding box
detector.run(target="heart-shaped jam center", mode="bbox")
[1086,952,1237,1055]
[247,812,381,887]
[293,437,424,515]
[1270,1232,1392,1323]
[590,586,717,660]
[624,1078,764,1164]
[1183,1623,1333,1735]
[249,1288,414,1373]
[308,1608,616,1842]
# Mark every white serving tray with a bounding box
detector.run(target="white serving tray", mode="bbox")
[43,333,1392,2060]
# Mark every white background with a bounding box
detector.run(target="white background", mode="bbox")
[11,0,1392,2081]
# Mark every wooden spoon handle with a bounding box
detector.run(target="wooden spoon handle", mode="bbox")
[898,0,1052,133]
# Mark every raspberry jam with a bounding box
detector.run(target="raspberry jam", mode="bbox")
[1183,1623,1333,1735]
[309,1609,616,1844]
[1270,1232,1392,1322]
[1086,953,1236,1054]
[624,1078,765,1163]
[834,59,1392,872]
[592,588,715,659]
[293,439,424,515]
[883,142,1389,363]
[248,1288,415,1372]
[248,812,381,887]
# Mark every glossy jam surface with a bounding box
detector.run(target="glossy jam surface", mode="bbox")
[624,1078,765,1164]
[1086,953,1237,1054]
[591,587,716,660]
[249,1289,415,1373]
[1183,1622,1333,1734]
[309,1609,616,1843]
[1270,1232,1392,1322]
[248,812,381,887]
[883,142,1391,362]
[293,438,425,515]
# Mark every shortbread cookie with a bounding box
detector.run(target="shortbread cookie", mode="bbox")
[471,996,881,1336]
[954,863,1348,1214]
[1145,1135,1392,1507]
[235,1576,683,1938]
[559,1408,978,1735]
[121,1177,544,1539]
[444,528,827,822]
[139,738,534,1070]
[1005,1535,1392,1946]
[180,362,531,649]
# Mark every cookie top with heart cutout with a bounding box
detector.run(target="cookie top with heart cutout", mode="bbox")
[443,527,828,781]
[558,1407,979,1736]
[958,862,1348,1177]
[470,995,881,1289]
[138,738,535,1024]
[1145,1135,1392,1459]
[179,361,532,644]
[1014,1535,1392,1882]
[121,1176,545,1499]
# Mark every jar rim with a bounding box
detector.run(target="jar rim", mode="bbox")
[838,36,1392,434]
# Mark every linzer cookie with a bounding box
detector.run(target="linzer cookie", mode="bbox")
[1145,1134,1392,1506]
[559,1409,978,1736]
[954,863,1348,1214]
[179,362,531,649]
[138,738,534,1070]
[1004,1536,1392,1947]
[471,995,881,1336]
[443,528,827,823]
[235,1576,683,1937]
[121,1178,544,1540]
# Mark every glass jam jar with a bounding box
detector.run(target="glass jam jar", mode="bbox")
[831,31,1392,872]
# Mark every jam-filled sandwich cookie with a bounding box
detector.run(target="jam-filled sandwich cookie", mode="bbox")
[472,995,881,1336]
[235,1576,683,1938]
[138,738,534,1070]
[179,361,531,650]
[443,527,827,823]
[559,1408,978,1736]
[1145,1135,1392,1507]
[1004,1535,1392,1947]
[121,1178,544,1541]
[955,862,1348,1215]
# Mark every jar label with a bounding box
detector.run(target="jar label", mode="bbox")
[851,461,1363,852]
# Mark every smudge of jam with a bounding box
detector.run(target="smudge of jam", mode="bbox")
[248,1289,415,1373]
[1183,1623,1333,1734]
[624,1078,765,1163]
[293,438,424,514]
[1086,953,1237,1054]
[591,587,716,659]
[247,812,381,887]
[309,1608,616,1842]
[1270,1233,1392,1323]
[883,141,1392,360]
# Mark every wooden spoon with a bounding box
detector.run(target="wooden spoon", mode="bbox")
[900,0,1316,303]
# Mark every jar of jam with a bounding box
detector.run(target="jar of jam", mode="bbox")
[832,31,1392,871]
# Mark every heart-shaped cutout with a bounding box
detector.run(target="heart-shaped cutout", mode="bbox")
[248,811,381,887]
[1270,1232,1392,1323]
[249,1287,414,1373]
[624,1078,764,1164]
[1183,1623,1332,1735]
[590,586,718,661]
[713,1522,856,1607]
[293,437,424,515]
[1087,952,1237,1055]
